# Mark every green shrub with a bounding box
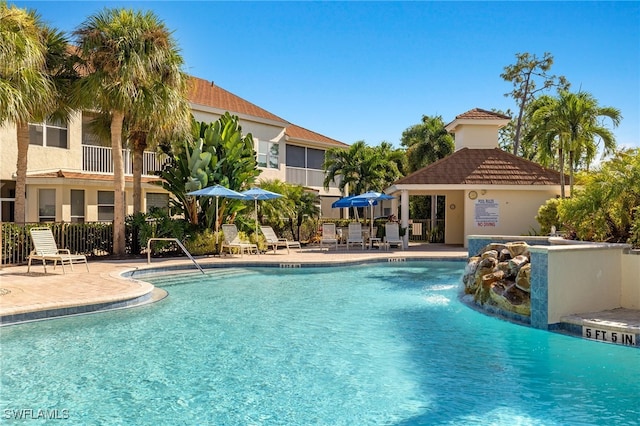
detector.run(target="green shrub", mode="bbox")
[536,198,562,235]
[184,229,218,256]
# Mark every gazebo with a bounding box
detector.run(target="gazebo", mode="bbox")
[385,108,565,248]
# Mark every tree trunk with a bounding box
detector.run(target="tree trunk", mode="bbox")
[14,122,30,224]
[558,148,565,199]
[132,135,146,215]
[513,75,532,156]
[568,150,574,198]
[111,111,126,256]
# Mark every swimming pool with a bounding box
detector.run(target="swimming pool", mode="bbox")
[1,261,638,425]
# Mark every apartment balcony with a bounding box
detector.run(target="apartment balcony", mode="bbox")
[286,166,339,189]
[82,145,168,176]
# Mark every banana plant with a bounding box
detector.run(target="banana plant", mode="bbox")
[158,113,260,229]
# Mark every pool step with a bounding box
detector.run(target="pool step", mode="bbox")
[555,309,640,347]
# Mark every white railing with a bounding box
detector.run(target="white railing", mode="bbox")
[286,167,339,188]
[82,145,168,176]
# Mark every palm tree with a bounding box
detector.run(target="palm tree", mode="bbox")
[127,50,190,215]
[74,8,185,255]
[400,115,454,173]
[0,3,74,223]
[526,91,621,197]
[323,140,389,195]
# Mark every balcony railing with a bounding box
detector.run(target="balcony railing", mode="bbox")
[83,145,168,176]
[286,167,339,189]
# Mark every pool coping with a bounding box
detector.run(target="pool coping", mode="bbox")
[0,247,468,326]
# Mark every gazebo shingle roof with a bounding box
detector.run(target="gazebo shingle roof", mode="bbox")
[394,148,564,185]
[454,108,511,120]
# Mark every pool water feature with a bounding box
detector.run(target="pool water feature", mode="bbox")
[1,261,638,425]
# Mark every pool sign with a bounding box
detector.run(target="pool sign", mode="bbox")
[583,326,637,346]
[474,199,499,227]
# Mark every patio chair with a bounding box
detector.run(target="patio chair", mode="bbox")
[221,224,259,257]
[27,227,89,274]
[346,222,365,250]
[320,223,338,250]
[260,226,301,254]
[384,222,404,250]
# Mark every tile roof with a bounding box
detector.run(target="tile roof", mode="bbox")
[188,76,288,124]
[285,124,348,147]
[454,108,511,120]
[27,170,162,184]
[394,148,564,186]
[188,76,346,147]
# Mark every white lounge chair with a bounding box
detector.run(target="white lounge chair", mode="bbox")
[221,224,259,257]
[346,222,365,250]
[320,223,338,250]
[27,227,89,273]
[384,222,404,250]
[260,226,301,254]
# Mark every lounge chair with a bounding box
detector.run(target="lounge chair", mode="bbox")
[260,226,301,254]
[320,223,338,250]
[221,224,259,257]
[27,227,89,273]
[346,222,365,250]
[384,222,404,250]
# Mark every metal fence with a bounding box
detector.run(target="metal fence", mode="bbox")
[1,222,113,266]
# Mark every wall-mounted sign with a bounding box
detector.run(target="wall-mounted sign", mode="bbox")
[474,199,499,227]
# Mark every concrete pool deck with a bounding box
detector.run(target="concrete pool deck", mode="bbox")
[1,242,638,347]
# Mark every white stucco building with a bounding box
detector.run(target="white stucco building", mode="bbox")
[0,76,348,223]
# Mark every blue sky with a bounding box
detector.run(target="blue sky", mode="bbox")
[14,1,640,151]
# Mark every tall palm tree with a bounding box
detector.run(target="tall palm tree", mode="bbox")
[0,2,73,223]
[526,91,621,197]
[74,8,185,255]
[127,50,190,215]
[400,115,454,173]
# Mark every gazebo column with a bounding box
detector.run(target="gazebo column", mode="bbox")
[391,197,399,218]
[400,189,409,248]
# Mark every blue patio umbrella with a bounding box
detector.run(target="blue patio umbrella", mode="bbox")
[351,191,395,236]
[331,195,377,208]
[332,195,378,221]
[187,184,247,242]
[241,187,284,235]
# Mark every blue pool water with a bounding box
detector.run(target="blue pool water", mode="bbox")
[1,261,639,425]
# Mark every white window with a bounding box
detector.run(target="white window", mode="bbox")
[38,189,56,222]
[146,192,169,212]
[97,191,114,222]
[70,190,85,223]
[29,119,68,148]
[257,139,279,169]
